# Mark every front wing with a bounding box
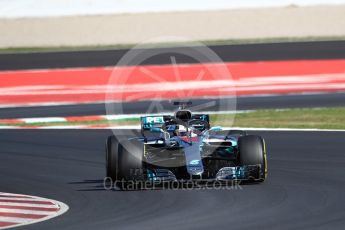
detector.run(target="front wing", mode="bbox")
[145,165,263,182]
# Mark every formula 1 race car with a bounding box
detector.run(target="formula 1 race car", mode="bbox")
[106,102,267,189]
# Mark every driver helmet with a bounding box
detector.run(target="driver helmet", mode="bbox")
[176,125,189,136]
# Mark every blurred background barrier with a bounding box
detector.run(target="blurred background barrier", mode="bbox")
[0,0,344,18]
[0,1,345,48]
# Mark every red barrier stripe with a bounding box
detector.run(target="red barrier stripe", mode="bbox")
[1,60,344,87]
[0,199,53,205]
[0,205,59,212]
[0,119,23,124]
[0,60,344,106]
[65,115,104,121]
[0,221,17,227]
[0,212,47,219]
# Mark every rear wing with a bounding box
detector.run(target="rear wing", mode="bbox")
[173,101,192,109]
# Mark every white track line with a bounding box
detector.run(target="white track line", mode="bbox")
[105,127,345,132]
[227,127,345,132]
[1,125,345,132]
[22,117,67,123]
[39,125,86,129]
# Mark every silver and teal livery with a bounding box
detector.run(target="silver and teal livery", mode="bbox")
[105,102,267,189]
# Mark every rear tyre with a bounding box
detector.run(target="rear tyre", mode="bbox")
[238,135,267,181]
[105,136,119,181]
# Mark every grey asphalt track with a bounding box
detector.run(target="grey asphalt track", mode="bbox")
[0,93,345,119]
[1,93,345,119]
[1,41,345,230]
[0,129,345,230]
[1,40,345,70]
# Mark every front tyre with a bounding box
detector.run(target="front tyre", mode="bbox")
[238,135,267,181]
[117,140,145,185]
